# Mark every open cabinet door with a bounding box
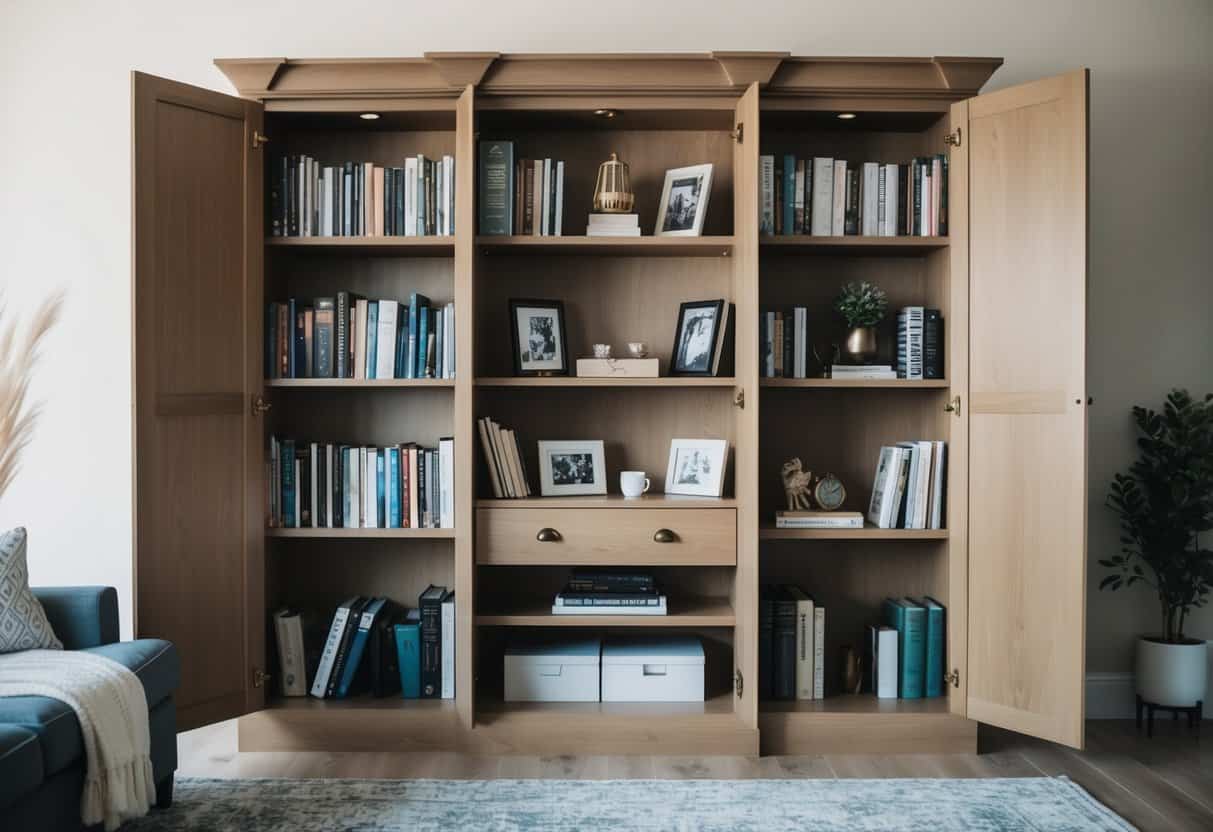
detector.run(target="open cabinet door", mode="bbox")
[132,72,265,730]
[962,70,1089,748]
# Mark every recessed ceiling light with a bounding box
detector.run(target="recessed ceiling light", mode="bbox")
[837,112,857,120]
[593,109,617,119]
[359,112,381,121]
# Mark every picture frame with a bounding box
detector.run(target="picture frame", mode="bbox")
[655,163,713,236]
[670,299,724,376]
[537,440,608,496]
[509,299,569,376]
[664,438,728,497]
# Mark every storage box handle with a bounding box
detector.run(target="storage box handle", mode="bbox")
[538,665,563,677]
[642,664,668,676]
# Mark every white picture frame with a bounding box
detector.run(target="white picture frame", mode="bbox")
[537,440,607,496]
[655,164,713,237]
[664,438,728,497]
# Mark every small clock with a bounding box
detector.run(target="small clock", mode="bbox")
[813,473,847,511]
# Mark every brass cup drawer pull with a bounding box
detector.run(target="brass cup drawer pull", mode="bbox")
[536,527,562,542]
[653,528,678,543]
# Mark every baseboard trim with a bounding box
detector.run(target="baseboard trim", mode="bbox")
[1085,672,1137,719]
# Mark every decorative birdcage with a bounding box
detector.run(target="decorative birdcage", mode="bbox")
[592,153,635,213]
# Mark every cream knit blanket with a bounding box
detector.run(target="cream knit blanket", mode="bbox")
[0,649,155,830]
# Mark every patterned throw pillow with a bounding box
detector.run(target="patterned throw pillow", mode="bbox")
[0,527,63,652]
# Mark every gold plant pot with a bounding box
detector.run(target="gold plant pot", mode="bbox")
[593,153,635,213]
[843,326,878,364]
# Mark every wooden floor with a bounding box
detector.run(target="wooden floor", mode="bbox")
[178,720,1212,831]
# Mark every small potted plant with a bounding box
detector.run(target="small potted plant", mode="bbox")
[834,281,887,364]
[1101,388,1213,709]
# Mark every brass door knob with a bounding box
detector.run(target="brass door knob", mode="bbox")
[653,528,678,543]
[252,395,272,415]
[536,527,562,542]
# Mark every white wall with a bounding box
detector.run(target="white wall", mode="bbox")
[1,0,1210,684]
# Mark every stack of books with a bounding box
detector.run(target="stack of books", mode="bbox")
[758,154,947,237]
[269,437,454,529]
[866,441,947,530]
[477,417,531,498]
[586,213,640,237]
[896,306,943,380]
[760,585,825,700]
[266,293,455,380]
[271,154,455,237]
[759,307,809,378]
[831,364,896,381]
[552,570,667,616]
[478,141,566,236]
[875,597,946,699]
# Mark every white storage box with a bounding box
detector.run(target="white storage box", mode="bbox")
[601,637,704,702]
[504,639,601,702]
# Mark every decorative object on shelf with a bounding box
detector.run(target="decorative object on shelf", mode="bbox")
[813,473,847,511]
[620,471,651,498]
[812,343,841,378]
[537,440,607,497]
[593,153,635,213]
[627,342,648,358]
[780,458,814,512]
[671,299,731,376]
[509,299,568,376]
[592,343,612,359]
[1100,388,1213,711]
[656,163,713,237]
[835,281,888,364]
[575,357,660,378]
[841,645,863,695]
[665,438,728,498]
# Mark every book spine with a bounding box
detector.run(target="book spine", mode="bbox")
[310,605,351,698]
[315,299,334,377]
[394,623,421,698]
[773,597,797,699]
[901,607,925,698]
[758,155,774,234]
[795,599,813,700]
[326,602,362,697]
[831,160,846,236]
[441,596,455,699]
[924,604,945,697]
[813,606,825,699]
[923,309,943,379]
[781,155,796,236]
[810,158,833,236]
[420,595,443,698]
[478,141,515,235]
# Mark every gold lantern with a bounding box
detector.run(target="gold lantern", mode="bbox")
[592,153,635,213]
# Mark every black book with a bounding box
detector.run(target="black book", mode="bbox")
[759,588,775,701]
[332,445,346,529]
[898,164,909,236]
[315,297,335,378]
[296,446,311,528]
[394,168,406,236]
[369,600,406,697]
[287,155,298,236]
[938,154,949,236]
[923,309,944,379]
[772,586,798,700]
[315,444,327,529]
[782,309,794,378]
[325,596,368,697]
[567,570,655,593]
[271,155,285,237]
[293,308,307,380]
[418,585,448,698]
[912,158,923,236]
[844,168,859,235]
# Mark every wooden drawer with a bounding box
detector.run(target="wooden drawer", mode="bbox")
[476,507,736,566]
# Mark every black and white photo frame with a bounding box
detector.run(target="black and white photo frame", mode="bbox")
[509,298,569,376]
[665,438,728,498]
[537,440,607,496]
[655,163,713,236]
[671,299,725,376]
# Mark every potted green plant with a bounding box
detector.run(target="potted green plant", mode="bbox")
[1101,388,1213,708]
[834,281,887,364]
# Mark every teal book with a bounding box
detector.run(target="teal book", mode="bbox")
[920,596,946,697]
[365,301,379,379]
[394,620,422,698]
[416,305,430,379]
[335,596,387,698]
[376,450,386,527]
[883,597,926,699]
[406,293,430,380]
[782,154,796,236]
[388,448,401,528]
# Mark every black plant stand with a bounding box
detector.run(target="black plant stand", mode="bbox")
[1136,695,1202,738]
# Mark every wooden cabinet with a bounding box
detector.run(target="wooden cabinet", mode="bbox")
[132,54,1089,755]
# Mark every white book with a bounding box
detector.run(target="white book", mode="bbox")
[794,161,806,233]
[810,157,834,236]
[789,587,814,700]
[552,598,667,615]
[588,214,640,228]
[759,155,775,234]
[775,513,864,529]
[813,606,825,699]
[932,156,943,235]
[403,158,418,237]
[870,624,899,699]
[831,160,846,235]
[554,161,564,236]
[920,164,932,237]
[832,364,894,373]
[274,609,308,697]
[930,441,947,529]
[310,603,353,697]
[376,301,398,380]
[325,445,334,528]
[439,437,454,529]
[447,303,456,379]
[861,162,879,236]
[586,228,642,237]
[321,168,333,236]
[441,593,456,699]
[883,164,900,237]
[358,448,369,528]
[915,441,934,529]
[353,300,368,380]
[447,155,456,236]
[309,442,319,528]
[897,442,921,529]
[344,449,357,528]
[795,307,807,378]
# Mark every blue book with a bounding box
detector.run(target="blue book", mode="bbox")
[280,439,296,527]
[394,322,408,379]
[919,596,946,697]
[365,302,379,379]
[884,598,925,699]
[287,298,298,378]
[336,597,387,698]
[782,154,796,236]
[416,307,430,378]
[376,450,386,528]
[388,448,402,528]
[394,621,422,698]
[406,293,430,379]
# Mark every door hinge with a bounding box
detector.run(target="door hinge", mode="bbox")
[252,667,272,689]
[943,668,960,688]
[734,668,744,698]
[252,130,270,150]
[731,123,744,143]
[944,394,961,417]
[943,127,962,147]
[733,389,745,409]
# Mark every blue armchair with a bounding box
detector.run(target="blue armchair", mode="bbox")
[0,587,179,830]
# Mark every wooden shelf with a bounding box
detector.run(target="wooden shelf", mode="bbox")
[761,694,951,715]
[758,694,973,755]
[475,597,734,628]
[266,236,455,256]
[239,696,461,752]
[266,378,455,389]
[760,524,948,541]
[760,236,949,255]
[262,695,456,713]
[477,376,736,388]
[476,495,737,509]
[267,527,455,539]
[476,235,735,257]
[761,378,949,389]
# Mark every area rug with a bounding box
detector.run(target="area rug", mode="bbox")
[122,776,1135,831]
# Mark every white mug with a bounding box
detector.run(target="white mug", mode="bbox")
[620,471,651,498]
